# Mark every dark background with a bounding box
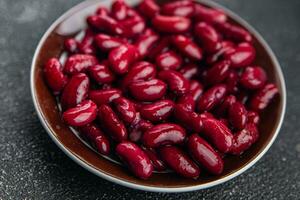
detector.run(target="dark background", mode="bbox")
[0,0,299,199]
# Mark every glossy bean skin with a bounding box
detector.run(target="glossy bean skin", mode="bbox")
[94,34,124,52]
[140,100,175,122]
[98,105,127,142]
[224,42,256,68]
[143,148,166,171]
[134,31,159,58]
[129,114,153,142]
[158,70,189,96]
[147,37,170,59]
[152,15,191,33]
[62,100,97,127]
[177,94,195,111]
[228,101,248,130]
[156,50,182,71]
[122,61,156,90]
[202,117,234,153]
[206,40,235,64]
[249,83,278,112]
[225,70,239,94]
[189,80,203,101]
[61,73,90,109]
[194,4,227,24]
[187,134,224,175]
[88,64,115,84]
[205,60,231,85]
[128,79,167,101]
[111,0,128,21]
[171,35,203,60]
[44,58,68,94]
[214,95,237,117]
[109,44,137,74]
[96,7,109,16]
[179,63,199,80]
[64,38,78,54]
[122,18,146,38]
[78,29,96,55]
[79,123,110,155]
[116,142,153,179]
[230,123,259,155]
[240,66,267,90]
[194,22,221,53]
[64,54,98,74]
[215,22,252,43]
[197,84,227,112]
[138,0,160,18]
[89,89,122,105]
[113,97,136,123]
[174,104,203,132]
[161,0,194,17]
[87,15,125,35]
[142,123,186,148]
[160,146,200,178]
[247,111,260,124]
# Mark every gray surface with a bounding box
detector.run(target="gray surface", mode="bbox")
[0,0,299,199]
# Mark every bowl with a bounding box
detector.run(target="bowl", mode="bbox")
[30,0,286,192]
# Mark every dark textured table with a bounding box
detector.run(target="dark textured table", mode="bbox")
[0,0,299,199]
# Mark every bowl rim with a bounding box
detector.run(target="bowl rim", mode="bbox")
[30,0,287,193]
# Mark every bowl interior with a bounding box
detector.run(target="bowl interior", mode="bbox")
[31,0,285,191]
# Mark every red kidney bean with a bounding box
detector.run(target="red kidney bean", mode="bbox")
[44,58,68,94]
[247,111,260,124]
[220,118,229,127]
[189,80,204,101]
[194,4,227,24]
[202,117,233,153]
[224,42,256,68]
[87,15,125,35]
[206,40,235,64]
[78,29,96,55]
[171,35,203,60]
[198,84,227,112]
[61,73,89,109]
[143,148,166,171]
[215,22,252,43]
[64,38,78,54]
[64,54,98,74]
[111,0,128,21]
[194,22,221,53]
[205,60,231,85]
[142,123,186,148]
[152,15,191,33]
[240,66,267,90]
[108,44,137,74]
[179,63,199,80]
[160,146,200,178]
[98,104,127,142]
[128,79,167,101]
[94,34,124,52]
[138,0,160,18]
[89,88,121,105]
[158,70,189,96]
[177,94,195,111]
[79,123,110,155]
[88,64,115,84]
[214,95,237,116]
[122,17,146,38]
[116,142,153,179]
[230,123,259,155]
[161,0,194,17]
[140,100,175,122]
[174,104,203,132]
[96,7,109,16]
[122,61,156,90]
[129,114,153,142]
[187,134,224,175]
[200,112,215,119]
[147,37,170,60]
[228,101,248,130]
[134,31,159,58]
[249,83,278,112]
[156,50,182,71]
[225,70,239,94]
[62,100,97,127]
[112,97,136,123]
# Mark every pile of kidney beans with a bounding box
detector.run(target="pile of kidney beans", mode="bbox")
[44,0,279,179]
